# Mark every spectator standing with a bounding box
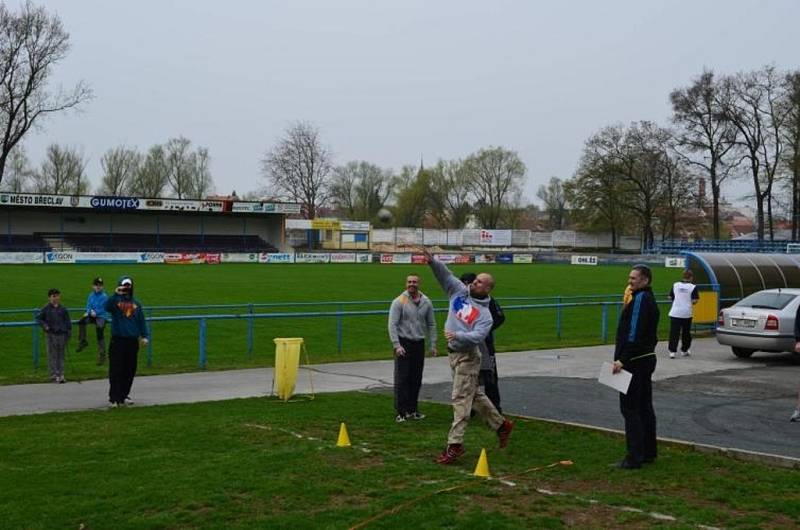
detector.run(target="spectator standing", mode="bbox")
[104,276,149,408]
[36,288,71,383]
[791,305,800,422]
[612,265,660,469]
[388,274,438,422]
[667,270,699,359]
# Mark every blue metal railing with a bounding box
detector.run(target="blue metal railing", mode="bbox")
[2,297,723,372]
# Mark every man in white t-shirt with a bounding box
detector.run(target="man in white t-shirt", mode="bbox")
[667,270,699,359]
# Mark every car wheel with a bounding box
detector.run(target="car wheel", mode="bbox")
[732,347,755,358]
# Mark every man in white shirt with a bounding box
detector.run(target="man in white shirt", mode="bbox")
[667,270,699,359]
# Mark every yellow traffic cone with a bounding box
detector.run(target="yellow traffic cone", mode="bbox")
[336,422,351,447]
[473,448,490,478]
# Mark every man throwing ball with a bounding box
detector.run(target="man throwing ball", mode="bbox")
[422,247,513,464]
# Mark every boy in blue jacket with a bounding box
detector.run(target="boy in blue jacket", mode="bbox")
[104,276,149,407]
[77,277,110,365]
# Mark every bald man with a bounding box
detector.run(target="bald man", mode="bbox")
[421,248,513,464]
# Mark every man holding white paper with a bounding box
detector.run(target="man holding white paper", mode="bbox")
[612,265,660,469]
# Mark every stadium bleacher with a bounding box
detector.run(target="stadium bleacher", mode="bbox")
[650,239,798,254]
[0,234,51,251]
[21,233,277,253]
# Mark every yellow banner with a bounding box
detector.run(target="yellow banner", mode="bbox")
[311,219,340,230]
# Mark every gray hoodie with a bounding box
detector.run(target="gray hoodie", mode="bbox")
[428,258,493,352]
[387,290,436,348]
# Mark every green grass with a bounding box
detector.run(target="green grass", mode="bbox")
[0,263,686,385]
[0,392,797,529]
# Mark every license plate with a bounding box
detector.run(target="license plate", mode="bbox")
[731,318,756,328]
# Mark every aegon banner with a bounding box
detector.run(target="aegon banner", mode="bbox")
[138,252,165,264]
[0,252,42,264]
[571,255,598,265]
[259,252,294,263]
[45,251,75,264]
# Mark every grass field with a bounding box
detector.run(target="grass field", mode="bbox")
[1,392,797,529]
[0,263,686,385]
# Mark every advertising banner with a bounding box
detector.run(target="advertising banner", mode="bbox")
[259,252,294,263]
[496,253,514,264]
[89,196,141,210]
[454,255,471,264]
[434,254,458,264]
[138,252,165,264]
[571,255,598,265]
[356,253,373,263]
[411,254,427,264]
[44,251,76,264]
[310,219,341,230]
[330,253,356,263]
[474,254,496,264]
[665,257,686,268]
[1,192,73,208]
[479,229,512,247]
[513,254,533,264]
[393,253,412,264]
[231,201,302,214]
[295,253,330,263]
[205,253,221,264]
[164,253,207,264]
[221,253,259,263]
[74,252,140,264]
[0,252,42,264]
[380,254,394,264]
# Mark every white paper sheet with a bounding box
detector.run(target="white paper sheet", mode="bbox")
[598,362,633,394]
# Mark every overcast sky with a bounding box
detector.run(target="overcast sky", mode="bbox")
[22,0,800,204]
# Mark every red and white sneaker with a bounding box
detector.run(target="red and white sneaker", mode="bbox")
[435,444,465,464]
[497,419,514,449]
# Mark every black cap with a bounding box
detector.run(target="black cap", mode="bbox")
[93,277,104,285]
[48,288,60,296]
[459,272,477,285]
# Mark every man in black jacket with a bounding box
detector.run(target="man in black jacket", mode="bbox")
[612,265,660,469]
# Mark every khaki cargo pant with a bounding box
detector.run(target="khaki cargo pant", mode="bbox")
[447,348,504,444]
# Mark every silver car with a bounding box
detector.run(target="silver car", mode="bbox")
[716,288,800,358]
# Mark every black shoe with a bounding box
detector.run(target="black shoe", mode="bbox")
[615,458,642,469]
[76,340,88,353]
[643,457,656,464]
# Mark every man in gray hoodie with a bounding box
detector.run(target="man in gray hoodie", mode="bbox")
[422,248,513,464]
[388,273,438,423]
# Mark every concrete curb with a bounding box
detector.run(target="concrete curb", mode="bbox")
[508,412,800,470]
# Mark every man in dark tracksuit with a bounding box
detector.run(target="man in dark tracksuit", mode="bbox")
[613,265,660,469]
[104,276,149,407]
[461,272,506,412]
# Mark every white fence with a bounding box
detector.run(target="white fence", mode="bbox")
[371,228,641,250]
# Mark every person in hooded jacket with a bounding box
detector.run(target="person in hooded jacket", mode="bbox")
[612,264,660,469]
[76,277,110,365]
[422,248,513,465]
[104,276,149,408]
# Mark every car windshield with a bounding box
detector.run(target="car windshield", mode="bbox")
[735,292,797,310]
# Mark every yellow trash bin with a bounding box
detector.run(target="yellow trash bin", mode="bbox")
[273,338,304,401]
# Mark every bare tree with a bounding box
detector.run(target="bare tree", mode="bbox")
[671,69,739,239]
[32,143,87,194]
[721,66,790,239]
[99,146,141,195]
[261,121,333,219]
[129,145,169,198]
[464,146,526,228]
[330,161,393,220]
[190,146,213,199]
[565,132,629,249]
[657,153,696,240]
[0,2,92,187]
[428,159,473,228]
[536,176,568,230]
[781,70,800,239]
[165,136,194,199]
[0,144,32,192]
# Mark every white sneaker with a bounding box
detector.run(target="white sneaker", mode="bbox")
[669,351,676,359]
[124,397,135,406]
[791,409,800,422]
[681,350,691,357]
[395,414,406,423]
[108,402,118,409]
